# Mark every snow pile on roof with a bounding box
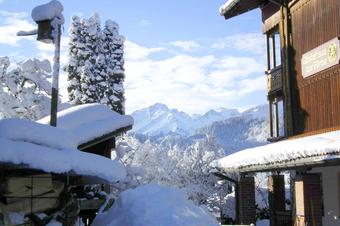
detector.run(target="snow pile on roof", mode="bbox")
[92,184,219,226]
[213,130,340,172]
[31,0,63,22]
[0,118,77,150]
[219,0,237,15]
[0,137,126,182]
[38,103,133,145]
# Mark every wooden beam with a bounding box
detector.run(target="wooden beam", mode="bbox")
[78,125,132,150]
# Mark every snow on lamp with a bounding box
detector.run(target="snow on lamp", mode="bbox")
[31,0,64,44]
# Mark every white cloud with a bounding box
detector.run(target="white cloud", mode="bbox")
[125,41,266,114]
[137,19,151,27]
[169,40,201,51]
[0,11,36,46]
[125,40,165,60]
[212,33,265,55]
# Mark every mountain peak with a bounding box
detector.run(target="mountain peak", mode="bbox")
[149,103,169,111]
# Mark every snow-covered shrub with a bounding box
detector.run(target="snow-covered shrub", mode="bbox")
[0,57,57,120]
[114,135,228,216]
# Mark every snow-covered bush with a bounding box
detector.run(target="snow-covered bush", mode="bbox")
[113,135,228,215]
[0,57,57,120]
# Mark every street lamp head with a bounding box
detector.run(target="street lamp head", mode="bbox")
[36,20,53,44]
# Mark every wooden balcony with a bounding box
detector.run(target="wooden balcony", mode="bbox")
[266,65,282,95]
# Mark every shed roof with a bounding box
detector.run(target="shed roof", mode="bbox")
[38,103,133,148]
[211,129,340,173]
[219,0,266,19]
[0,136,126,182]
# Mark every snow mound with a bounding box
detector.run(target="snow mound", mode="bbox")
[31,0,63,22]
[0,137,126,182]
[92,184,219,226]
[0,118,77,150]
[38,103,133,145]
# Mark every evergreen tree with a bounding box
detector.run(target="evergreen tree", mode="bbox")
[65,14,126,114]
[102,20,125,114]
[65,15,85,105]
[79,13,102,104]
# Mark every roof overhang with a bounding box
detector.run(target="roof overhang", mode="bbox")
[212,129,340,174]
[217,154,340,174]
[220,0,267,20]
[78,125,132,150]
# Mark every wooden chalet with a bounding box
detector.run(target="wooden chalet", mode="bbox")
[215,0,340,225]
[0,104,133,226]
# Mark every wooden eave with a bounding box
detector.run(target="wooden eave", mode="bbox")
[78,125,132,150]
[221,153,340,174]
[222,0,267,20]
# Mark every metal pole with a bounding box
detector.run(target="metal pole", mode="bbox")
[50,24,61,127]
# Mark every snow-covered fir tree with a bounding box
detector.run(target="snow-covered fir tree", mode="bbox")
[65,15,85,105]
[0,57,56,120]
[102,20,125,114]
[80,13,102,104]
[65,14,126,113]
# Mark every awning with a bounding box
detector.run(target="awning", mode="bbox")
[219,0,266,20]
[211,129,340,173]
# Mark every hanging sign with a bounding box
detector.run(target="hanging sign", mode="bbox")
[301,37,340,78]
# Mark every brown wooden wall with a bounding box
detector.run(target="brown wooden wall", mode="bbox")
[289,0,340,135]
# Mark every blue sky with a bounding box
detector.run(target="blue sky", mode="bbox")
[0,0,266,114]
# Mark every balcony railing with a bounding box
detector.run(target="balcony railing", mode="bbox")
[266,65,282,94]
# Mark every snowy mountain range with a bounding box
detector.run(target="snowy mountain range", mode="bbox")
[130,103,269,154]
[131,103,241,136]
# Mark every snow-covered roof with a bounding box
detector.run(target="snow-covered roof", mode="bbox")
[38,103,133,146]
[31,0,63,22]
[212,130,340,173]
[219,0,264,19]
[219,0,238,15]
[0,137,126,182]
[0,118,78,150]
[92,184,219,226]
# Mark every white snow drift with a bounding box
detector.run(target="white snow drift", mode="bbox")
[92,184,219,226]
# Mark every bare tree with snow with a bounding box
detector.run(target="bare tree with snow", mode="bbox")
[0,57,57,120]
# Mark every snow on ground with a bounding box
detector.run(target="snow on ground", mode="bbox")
[0,137,126,182]
[31,0,63,22]
[92,184,219,226]
[213,130,340,172]
[38,103,133,145]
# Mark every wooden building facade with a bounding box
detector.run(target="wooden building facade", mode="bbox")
[222,0,340,140]
[218,0,340,225]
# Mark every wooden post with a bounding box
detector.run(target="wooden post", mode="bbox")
[281,2,294,137]
[275,98,280,137]
[272,35,277,68]
[269,99,274,138]
[50,24,61,127]
[266,33,271,71]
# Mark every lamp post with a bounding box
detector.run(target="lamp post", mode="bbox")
[17,0,63,127]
